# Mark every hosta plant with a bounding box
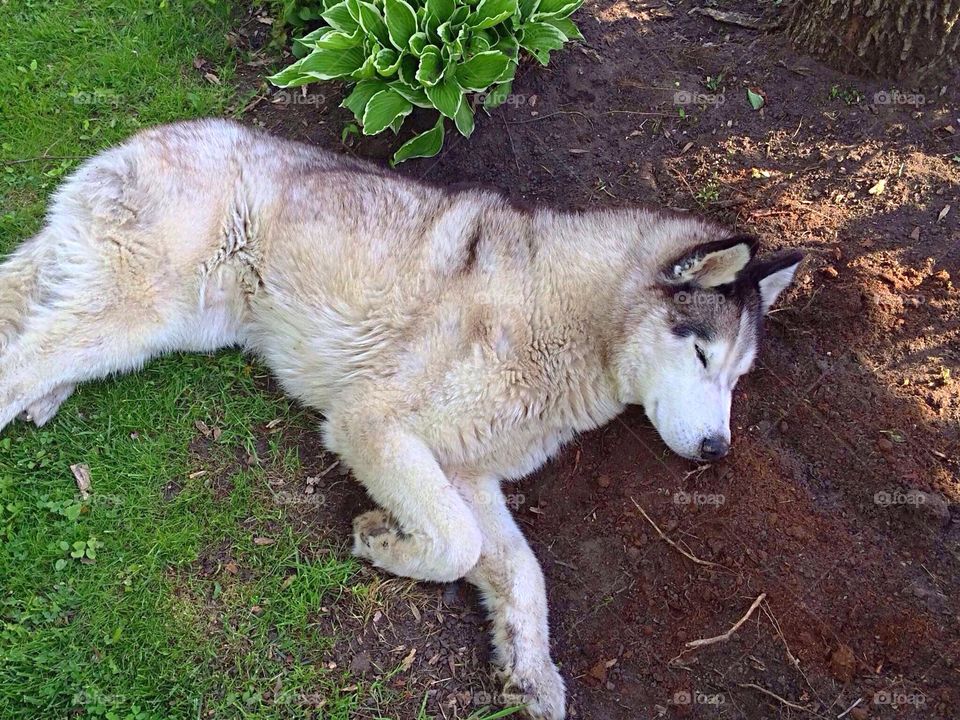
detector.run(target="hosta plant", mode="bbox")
[269,0,583,163]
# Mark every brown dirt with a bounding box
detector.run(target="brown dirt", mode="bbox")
[207,1,960,717]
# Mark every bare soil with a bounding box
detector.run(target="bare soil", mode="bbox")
[206,2,960,717]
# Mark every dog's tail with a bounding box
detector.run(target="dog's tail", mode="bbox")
[0,231,50,354]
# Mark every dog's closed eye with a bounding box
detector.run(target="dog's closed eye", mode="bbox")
[695,345,708,368]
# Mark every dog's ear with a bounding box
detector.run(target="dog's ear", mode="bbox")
[747,252,804,314]
[663,235,758,288]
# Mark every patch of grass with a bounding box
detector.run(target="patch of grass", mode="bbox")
[828,84,864,105]
[0,3,377,719]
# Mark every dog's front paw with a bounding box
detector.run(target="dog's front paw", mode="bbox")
[502,660,566,720]
[352,509,404,563]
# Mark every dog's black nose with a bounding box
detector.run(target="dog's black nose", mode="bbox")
[700,436,729,460]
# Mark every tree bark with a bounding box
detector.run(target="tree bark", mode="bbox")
[786,0,960,84]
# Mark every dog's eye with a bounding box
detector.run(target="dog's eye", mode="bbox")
[695,345,708,368]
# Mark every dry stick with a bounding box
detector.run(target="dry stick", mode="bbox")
[685,592,766,649]
[738,683,812,713]
[630,497,718,567]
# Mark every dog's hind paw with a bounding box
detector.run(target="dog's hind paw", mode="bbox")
[20,383,75,427]
[501,661,566,720]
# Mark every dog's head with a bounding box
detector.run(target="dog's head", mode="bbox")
[613,231,802,461]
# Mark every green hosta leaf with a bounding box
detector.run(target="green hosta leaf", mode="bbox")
[312,28,364,49]
[483,79,513,109]
[438,21,456,44]
[519,21,566,64]
[543,16,583,40]
[398,53,420,84]
[322,1,360,32]
[450,5,470,25]
[298,27,335,45]
[362,88,414,134]
[269,46,367,86]
[468,0,519,30]
[454,96,475,137]
[393,115,446,164]
[497,59,518,83]
[357,2,391,47]
[351,52,378,80]
[409,31,428,56]
[373,47,404,75]
[345,0,362,22]
[268,56,315,87]
[424,74,463,118]
[519,0,540,19]
[467,35,492,54]
[455,51,511,91]
[304,47,369,80]
[426,0,455,22]
[389,80,432,107]
[416,46,443,86]
[494,32,520,59]
[385,0,419,50]
[533,0,582,19]
[342,79,390,121]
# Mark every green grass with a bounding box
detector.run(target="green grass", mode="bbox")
[0,2,377,718]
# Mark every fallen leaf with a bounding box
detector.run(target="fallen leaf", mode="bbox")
[203,72,220,85]
[253,536,276,546]
[399,647,417,672]
[224,561,239,574]
[746,87,764,110]
[680,141,694,155]
[910,227,921,240]
[194,420,211,437]
[868,178,886,195]
[937,204,950,222]
[70,463,92,500]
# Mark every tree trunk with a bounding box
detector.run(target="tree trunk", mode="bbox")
[786,0,960,84]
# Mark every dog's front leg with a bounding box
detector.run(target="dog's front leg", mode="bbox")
[460,477,566,720]
[323,411,483,583]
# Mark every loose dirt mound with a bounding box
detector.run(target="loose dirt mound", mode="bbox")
[224,1,959,717]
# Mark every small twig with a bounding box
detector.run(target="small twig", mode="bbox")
[738,683,811,712]
[685,593,766,649]
[689,7,777,31]
[316,459,341,478]
[837,698,863,718]
[506,110,591,125]
[2,155,85,167]
[630,497,718,567]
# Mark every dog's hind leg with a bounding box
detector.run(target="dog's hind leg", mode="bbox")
[459,476,565,720]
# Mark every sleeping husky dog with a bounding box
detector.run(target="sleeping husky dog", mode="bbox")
[0,120,801,719]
